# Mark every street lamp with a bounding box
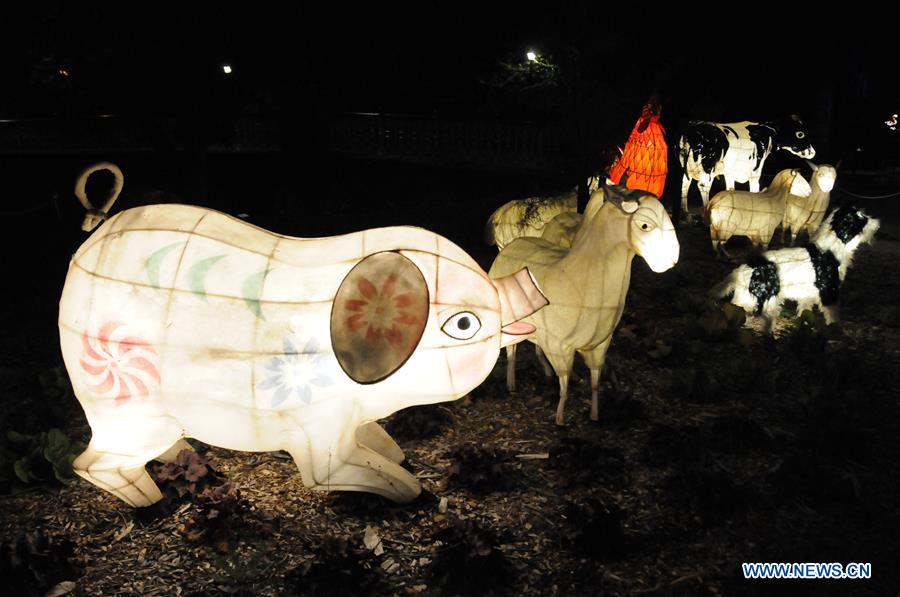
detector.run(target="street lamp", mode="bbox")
[526,51,537,62]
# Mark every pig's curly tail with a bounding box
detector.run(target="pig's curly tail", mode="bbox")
[74,161,124,231]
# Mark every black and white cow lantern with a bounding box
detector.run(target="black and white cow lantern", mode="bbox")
[679,116,816,215]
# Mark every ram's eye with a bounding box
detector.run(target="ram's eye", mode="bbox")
[637,220,655,232]
[796,131,805,139]
[441,311,481,340]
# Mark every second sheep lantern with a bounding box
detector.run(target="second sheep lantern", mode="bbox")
[490,183,679,425]
[608,97,668,198]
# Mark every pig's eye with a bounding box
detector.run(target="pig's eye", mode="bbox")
[441,311,481,340]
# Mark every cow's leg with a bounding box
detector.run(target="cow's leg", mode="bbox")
[724,174,736,190]
[698,179,712,211]
[681,175,692,217]
[748,175,761,193]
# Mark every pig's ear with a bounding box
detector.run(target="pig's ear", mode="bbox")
[330,252,429,384]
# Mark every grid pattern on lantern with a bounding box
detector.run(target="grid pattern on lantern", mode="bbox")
[783,165,836,245]
[708,169,811,254]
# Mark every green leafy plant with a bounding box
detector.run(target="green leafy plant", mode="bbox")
[4,429,79,486]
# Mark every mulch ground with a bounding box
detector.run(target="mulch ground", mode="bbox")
[2,210,899,596]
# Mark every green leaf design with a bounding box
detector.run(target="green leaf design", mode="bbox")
[241,269,271,319]
[145,242,186,288]
[188,255,227,300]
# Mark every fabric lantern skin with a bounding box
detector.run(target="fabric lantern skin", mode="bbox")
[781,163,836,246]
[608,98,668,198]
[486,176,600,250]
[708,168,812,256]
[712,204,879,334]
[489,183,679,426]
[59,204,548,507]
[678,117,816,214]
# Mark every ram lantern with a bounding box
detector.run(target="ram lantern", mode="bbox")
[59,202,547,507]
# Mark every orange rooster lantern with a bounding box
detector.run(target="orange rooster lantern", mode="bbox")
[608,97,668,198]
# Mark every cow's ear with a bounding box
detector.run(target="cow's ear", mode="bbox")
[330,252,429,384]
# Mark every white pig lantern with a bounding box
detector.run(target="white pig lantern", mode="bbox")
[59,203,547,507]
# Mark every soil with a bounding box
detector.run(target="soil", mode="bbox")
[1,156,898,596]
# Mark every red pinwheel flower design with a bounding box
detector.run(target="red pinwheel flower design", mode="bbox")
[79,321,161,404]
[344,274,421,347]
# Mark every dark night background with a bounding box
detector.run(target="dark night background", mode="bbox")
[1,2,899,595]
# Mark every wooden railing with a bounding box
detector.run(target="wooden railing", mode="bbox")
[0,113,571,172]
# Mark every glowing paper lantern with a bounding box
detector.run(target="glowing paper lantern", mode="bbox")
[708,168,811,256]
[489,183,679,425]
[485,176,600,250]
[59,204,548,506]
[782,162,836,245]
[713,204,879,333]
[608,97,668,198]
[679,116,816,214]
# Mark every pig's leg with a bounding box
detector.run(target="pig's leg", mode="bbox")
[73,442,164,507]
[356,422,405,464]
[154,438,194,462]
[287,422,420,502]
[505,344,517,392]
[325,444,421,502]
[74,414,184,507]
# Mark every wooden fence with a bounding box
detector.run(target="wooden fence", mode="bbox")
[328,112,570,172]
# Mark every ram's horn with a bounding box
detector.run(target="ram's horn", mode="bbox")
[492,268,548,326]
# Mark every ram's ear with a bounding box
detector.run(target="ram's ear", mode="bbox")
[331,252,429,384]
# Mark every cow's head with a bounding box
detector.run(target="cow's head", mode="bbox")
[777,115,816,159]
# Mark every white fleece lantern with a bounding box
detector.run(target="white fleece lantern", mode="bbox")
[59,201,547,507]
[713,204,880,334]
